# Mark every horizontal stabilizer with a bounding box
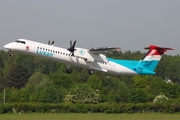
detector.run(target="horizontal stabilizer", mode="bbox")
[144,45,174,51]
[144,45,173,56]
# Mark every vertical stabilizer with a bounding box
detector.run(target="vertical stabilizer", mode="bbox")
[137,45,173,72]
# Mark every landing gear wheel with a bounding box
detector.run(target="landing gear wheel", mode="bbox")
[10,53,14,56]
[66,69,72,74]
[9,50,13,56]
[89,69,94,75]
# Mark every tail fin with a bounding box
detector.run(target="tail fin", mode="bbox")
[137,45,173,72]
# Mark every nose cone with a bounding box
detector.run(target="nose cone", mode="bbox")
[4,44,9,49]
[4,43,14,50]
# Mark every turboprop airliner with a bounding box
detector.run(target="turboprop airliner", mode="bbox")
[4,39,173,75]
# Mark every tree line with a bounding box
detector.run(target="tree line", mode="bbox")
[0,50,180,108]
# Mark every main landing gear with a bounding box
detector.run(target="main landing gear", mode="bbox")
[66,69,72,74]
[66,64,72,74]
[87,62,94,75]
[89,69,94,75]
[66,63,94,75]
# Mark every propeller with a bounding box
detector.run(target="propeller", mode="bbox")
[48,40,55,45]
[68,40,76,56]
[51,41,54,45]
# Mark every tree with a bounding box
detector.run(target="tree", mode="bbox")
[0,52,4,68]
[87,74,102,90]
[32,74,67,103]
[127,88,148,103]
[72,68,90,83]
[26,72,46,94]
[6,64,30,89]
[49,73,73,88]
[132,75,149,89]
[0,76,5,92]
[160,82,180,98]
[147,76,164,100]
[35,84,58,103]
[18,55,35,76]
[0,51,7,89]
[34,58,57,74]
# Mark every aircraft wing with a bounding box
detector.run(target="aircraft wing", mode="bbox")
[89,47,120,54]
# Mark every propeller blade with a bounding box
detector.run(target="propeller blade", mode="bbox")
[73,40,76,48]
[70,40,72,47]
[48,40,50,45]
[51,41,54,45]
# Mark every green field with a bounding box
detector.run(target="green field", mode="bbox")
[0,113,180,120]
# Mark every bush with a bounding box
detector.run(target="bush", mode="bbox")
[0,102,180,114]
[0,104,12,114]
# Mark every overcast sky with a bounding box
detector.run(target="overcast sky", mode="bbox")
[0,0,179,55]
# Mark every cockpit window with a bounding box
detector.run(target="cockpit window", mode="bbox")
[15,40,26,44]
[20,41,26,44]
[15,40,20,43]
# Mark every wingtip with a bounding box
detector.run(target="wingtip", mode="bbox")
[116,47,121,50]
[114,47,121,51]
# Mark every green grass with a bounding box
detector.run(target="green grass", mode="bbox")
[0,113,180,120]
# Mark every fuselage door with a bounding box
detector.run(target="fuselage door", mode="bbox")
[27,41,35,53]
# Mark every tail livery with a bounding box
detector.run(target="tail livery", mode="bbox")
[136,45,173,74]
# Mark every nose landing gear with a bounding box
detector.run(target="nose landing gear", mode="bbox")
[9,50,14,56]
[66,64,72,74]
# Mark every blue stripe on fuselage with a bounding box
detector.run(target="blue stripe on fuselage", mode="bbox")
[107,58,157,75]
[107,57,139,70]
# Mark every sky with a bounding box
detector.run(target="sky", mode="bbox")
[0,0,180,55]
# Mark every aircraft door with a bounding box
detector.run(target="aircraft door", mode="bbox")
[27,41,35,53]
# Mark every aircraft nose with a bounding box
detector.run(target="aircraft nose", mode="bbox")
[4,43,14,50]
[4,44,9,49]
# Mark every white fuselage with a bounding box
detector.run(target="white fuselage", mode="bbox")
[4,39,137,75]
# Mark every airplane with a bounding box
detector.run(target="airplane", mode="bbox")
[4,39,173,75]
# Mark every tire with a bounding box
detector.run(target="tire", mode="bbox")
[66,69,72,74]
[89,69,94,75]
